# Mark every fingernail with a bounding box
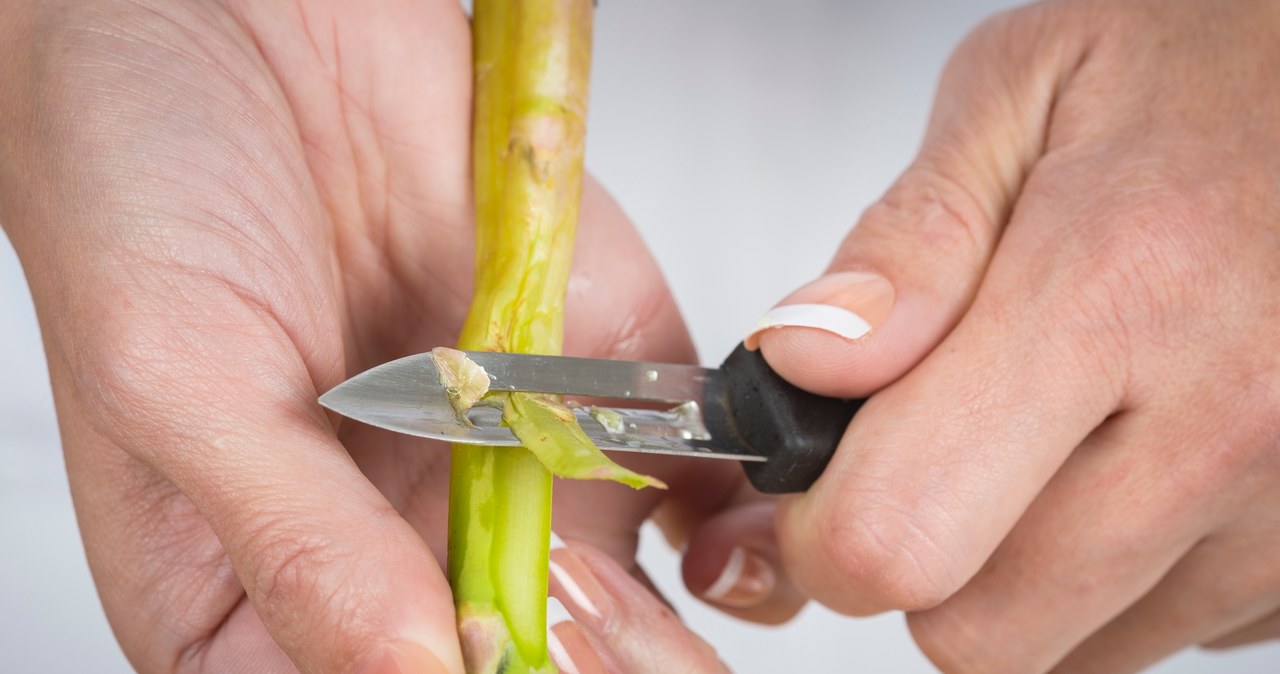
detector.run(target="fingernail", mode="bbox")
[548,532,615,633]
[547,597,609,674]
[568,543,729,672]
[745,271,895,349]
[700,546,776,609]
[356,640,449,674]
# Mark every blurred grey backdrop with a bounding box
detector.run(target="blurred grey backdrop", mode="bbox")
[3,1,1278,672]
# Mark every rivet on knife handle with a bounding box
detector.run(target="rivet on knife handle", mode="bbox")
[703,344,865,493]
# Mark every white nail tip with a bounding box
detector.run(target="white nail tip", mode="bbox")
[745,304,872,349]
[703,547,747,602]
[549,530,568,552]
[547,533,603,620]
[546,596,573,627]
[546,598,578,673]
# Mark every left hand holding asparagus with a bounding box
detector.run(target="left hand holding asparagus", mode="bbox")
[0,1,731,671]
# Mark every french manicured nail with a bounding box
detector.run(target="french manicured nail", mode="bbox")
[547,597,609,674]
[548,532,614,632]
[356,640,449,674]
[701,546,777,609]
[569,543,730,670]
[745,271,895,349]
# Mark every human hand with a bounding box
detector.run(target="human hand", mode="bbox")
[677,1,1280,671]
[0,1,733,671]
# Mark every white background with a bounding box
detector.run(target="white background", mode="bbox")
[3,1,1279,672]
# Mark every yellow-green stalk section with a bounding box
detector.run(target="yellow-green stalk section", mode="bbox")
[449,2,658,672]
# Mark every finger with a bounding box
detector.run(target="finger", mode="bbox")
[547,597,611,674]
[647,463,745,551]
[76,291,464,674]
[549,534,729,674]
[1205,608,1280,651]
[903,411,1221,674]
[1055,531,1280,672]
[752,5,1086,397]
[681,500,806,625]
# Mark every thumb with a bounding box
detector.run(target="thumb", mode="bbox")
[748,10,1075,398]
[74,303,465,674]
[187,413,464,674]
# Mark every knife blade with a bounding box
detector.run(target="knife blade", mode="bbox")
[318,350,755,462]
[319,344,866,493]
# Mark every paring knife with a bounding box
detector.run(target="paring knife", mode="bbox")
[319,344,865,493]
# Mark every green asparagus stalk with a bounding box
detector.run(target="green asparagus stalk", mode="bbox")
[448,2,662,672]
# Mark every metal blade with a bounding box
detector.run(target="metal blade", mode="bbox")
[318,352,764,462]
[460,351,715,402]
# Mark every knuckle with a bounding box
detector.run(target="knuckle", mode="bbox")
[850,168,992,285]
[1097,195,1203,279]
[254,536,326,615]
[241,500,402,647]
[1069,173,1218,325]
[816,493,963,613]
[247,524,355,639]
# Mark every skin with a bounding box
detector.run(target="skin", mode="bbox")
[678,0,1280,672]
[0,0,732,672]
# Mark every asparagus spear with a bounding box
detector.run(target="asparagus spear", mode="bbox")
[449,2,661,671]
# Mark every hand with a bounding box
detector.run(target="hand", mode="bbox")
[677,1,1280,672]
[0,1,734,671]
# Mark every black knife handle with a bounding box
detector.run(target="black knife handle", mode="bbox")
[702,344,865,494]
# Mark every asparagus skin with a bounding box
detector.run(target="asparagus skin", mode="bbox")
[448,2,660,671]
